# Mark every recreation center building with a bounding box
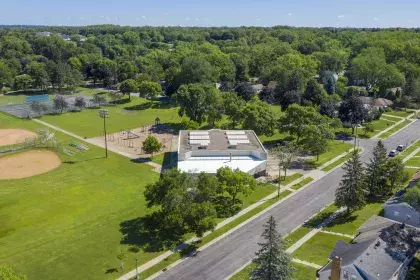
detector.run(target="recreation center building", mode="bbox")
[177,129,268,176]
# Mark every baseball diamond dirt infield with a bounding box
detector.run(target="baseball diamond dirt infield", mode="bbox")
[0,149,61,179]
[0,129,38,146]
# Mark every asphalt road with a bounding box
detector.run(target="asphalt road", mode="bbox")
[155,120,420,280]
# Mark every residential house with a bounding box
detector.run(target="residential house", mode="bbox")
[318,215,420,280]
[383,194,420,229]
[383,172,420,228]
[358,97,394,109]
[409,171,420,188]
[251,84,264,93]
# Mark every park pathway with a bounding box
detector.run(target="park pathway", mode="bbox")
[32,119,163,172]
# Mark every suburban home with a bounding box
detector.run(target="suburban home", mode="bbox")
[383,193,420,229]
[409,171,420,188]
[251,84,264,93]
[358,97,394,109]
[383,172,420,228]
[318,215,420,280]
[266,81,278,90]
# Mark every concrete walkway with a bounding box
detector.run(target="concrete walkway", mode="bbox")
[32,118,163,172]
[292,258,322,269]
[320,230,355,239]
[286,207,346,254]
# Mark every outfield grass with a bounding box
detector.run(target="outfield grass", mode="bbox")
[324,202,383,235]
[0,113,162,280]
[292,232,352,266]
[290,177,314,190]
[41,97,185,138]
[379,120,412,139]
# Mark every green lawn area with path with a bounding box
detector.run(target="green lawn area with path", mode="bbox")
[324,202,383,235]
[1,112,299,280]
[406,154,420,167]
[0,112,162,280]
[292,232,352,266]
[379,120,412,139]
[383,109,415,118]
[400,141,420,158]
[229,262,316,280]
[314,141,353,167]
[41,97,184,138]
[290,177,314,190]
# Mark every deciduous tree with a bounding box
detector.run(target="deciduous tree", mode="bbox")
[217,167,257,207]
[142,135,162,155]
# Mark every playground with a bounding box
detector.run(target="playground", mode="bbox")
[0,149,61,179]
[0,129,37,146]
[89,122,174,158]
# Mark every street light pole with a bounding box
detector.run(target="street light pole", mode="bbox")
[136,257,139,280]
[99,109,109,158]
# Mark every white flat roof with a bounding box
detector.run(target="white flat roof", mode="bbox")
[178,156,266,174]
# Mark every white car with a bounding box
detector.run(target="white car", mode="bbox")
[388,150,399,157]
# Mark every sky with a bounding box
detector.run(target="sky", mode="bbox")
[1,0,420,28]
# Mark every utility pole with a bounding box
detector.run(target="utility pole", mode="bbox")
[99,109,109,158]
[136,257,139,280]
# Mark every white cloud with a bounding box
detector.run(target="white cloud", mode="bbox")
[100,15,105,18]
[67,16,71,20]
[142,15,147,20]
[185,17,190,21]
[115,17,119,21]
[80,17,84,20]
[163,12,169,16]
[337,15,345,18]
[288,13,292,16]
[196,18,199,21]
[256,18,261,21]
[408,19,413,23]
[373,17,379,21]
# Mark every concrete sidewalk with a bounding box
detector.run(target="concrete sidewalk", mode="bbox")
[32,118,162,172]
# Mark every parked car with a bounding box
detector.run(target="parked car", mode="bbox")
[389,150,399,157]
[396,144,406,152]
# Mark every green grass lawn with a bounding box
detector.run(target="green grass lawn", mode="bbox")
[379,120,412,139]
[400,141,420,158]
[380,114,404,122]
[314,141,353,167]
[321,149,361,172]
[286,227,312,246]
[383,109,415,118]
[406,155,420,167]
[149,152,173,166]
[303,204,340,229]
[1,112,291,280]
[139,189,293,279]
[292,232,352,266]
[227,261,316,280]
[324,202,383,235]
[41,97,185,138]
[0,113,163,280]
[290,177,314,190]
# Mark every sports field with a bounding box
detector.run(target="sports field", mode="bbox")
[0,112,161,280]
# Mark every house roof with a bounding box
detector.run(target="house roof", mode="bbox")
[358,97,393,107]
[320,215,420,279]
[267,81,278,90]
[251,84,264,91]
[410,171,420,183]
